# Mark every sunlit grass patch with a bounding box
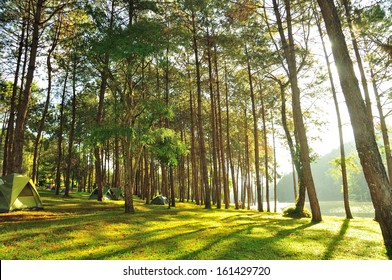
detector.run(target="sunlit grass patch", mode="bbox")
[0,191,388,260]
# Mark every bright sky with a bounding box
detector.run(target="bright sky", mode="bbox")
[274,101,355,175]
[275,64,390,176]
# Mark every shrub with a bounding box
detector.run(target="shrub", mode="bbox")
[282,206,311,219]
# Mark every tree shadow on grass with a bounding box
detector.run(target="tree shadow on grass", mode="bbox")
[178,220,317,260]
[242,221,317,259]
[322,219,350,260]
[5,193,387,260]
[270,220,316,238]
[386,245,392,260]
[178,227,246,260]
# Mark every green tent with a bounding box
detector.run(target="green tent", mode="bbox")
[151,195,169,205]
[109,188,124,200]
[0,173,44,213]
[88,186,110,200]
[88,187,124,200]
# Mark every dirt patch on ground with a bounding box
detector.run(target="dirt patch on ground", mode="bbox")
[0,211,60,223]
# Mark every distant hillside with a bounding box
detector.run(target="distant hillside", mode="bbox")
[277,142,372,202]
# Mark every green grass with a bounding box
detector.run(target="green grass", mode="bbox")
[0,190,388,260]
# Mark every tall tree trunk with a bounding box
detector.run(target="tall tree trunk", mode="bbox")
[123,134,145,214]
[138,153,143,198]
[161,165,168,197]
[95,65,108,201]
[188,67,200,205]
[369,65,392,187]
[342,0,374,129]
[55,71,68,195]
[186,154,191,202]
[14,0,32,171]
[214,41,229,209]
[32,58,51,183]
[33,13,62,184]
[206,29,220,209]
[0,112,8,173]
[244,110,251,210]
[151,161,156,199]
[170,166,175,207]
[3,1,30,175]
[272,116,278,212]
[65,59,77,197]
[245,44,263,212]
[96,0,115,202]
[315,9,352,219]
[224,62,239,209]
[279,82,305,211]
[239,146,245,209]
[36,17,62,183]
[12,0,44,173]
[106,141,111,188]
[191,10,211,209]
[144,148,150,204]
[114,134,120,188]
[123,141,134,213]
[179,129,186,202]
[292,160,297,201]
[112,78,121,189]
[260,89,270,212]
[273,0,321,222]
[317,0,392,254]
[12,21,30,173]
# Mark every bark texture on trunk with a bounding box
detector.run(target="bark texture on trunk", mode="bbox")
[246,44,263,212]
[273,0,321,222]
[13,0,44,173]
[315,9,352,219]
[192,11,211,209]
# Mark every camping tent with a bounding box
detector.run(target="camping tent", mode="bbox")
[0,173,44,212]
[89,186,111,200]
[88,187,124,200]
[109,188,124,200]
[151,195,169,205]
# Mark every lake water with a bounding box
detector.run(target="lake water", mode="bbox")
[253,201,375,218]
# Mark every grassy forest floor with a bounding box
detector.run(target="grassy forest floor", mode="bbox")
[0,191,389,260]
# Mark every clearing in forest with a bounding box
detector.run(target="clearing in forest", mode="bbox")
[0,191,388,260]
